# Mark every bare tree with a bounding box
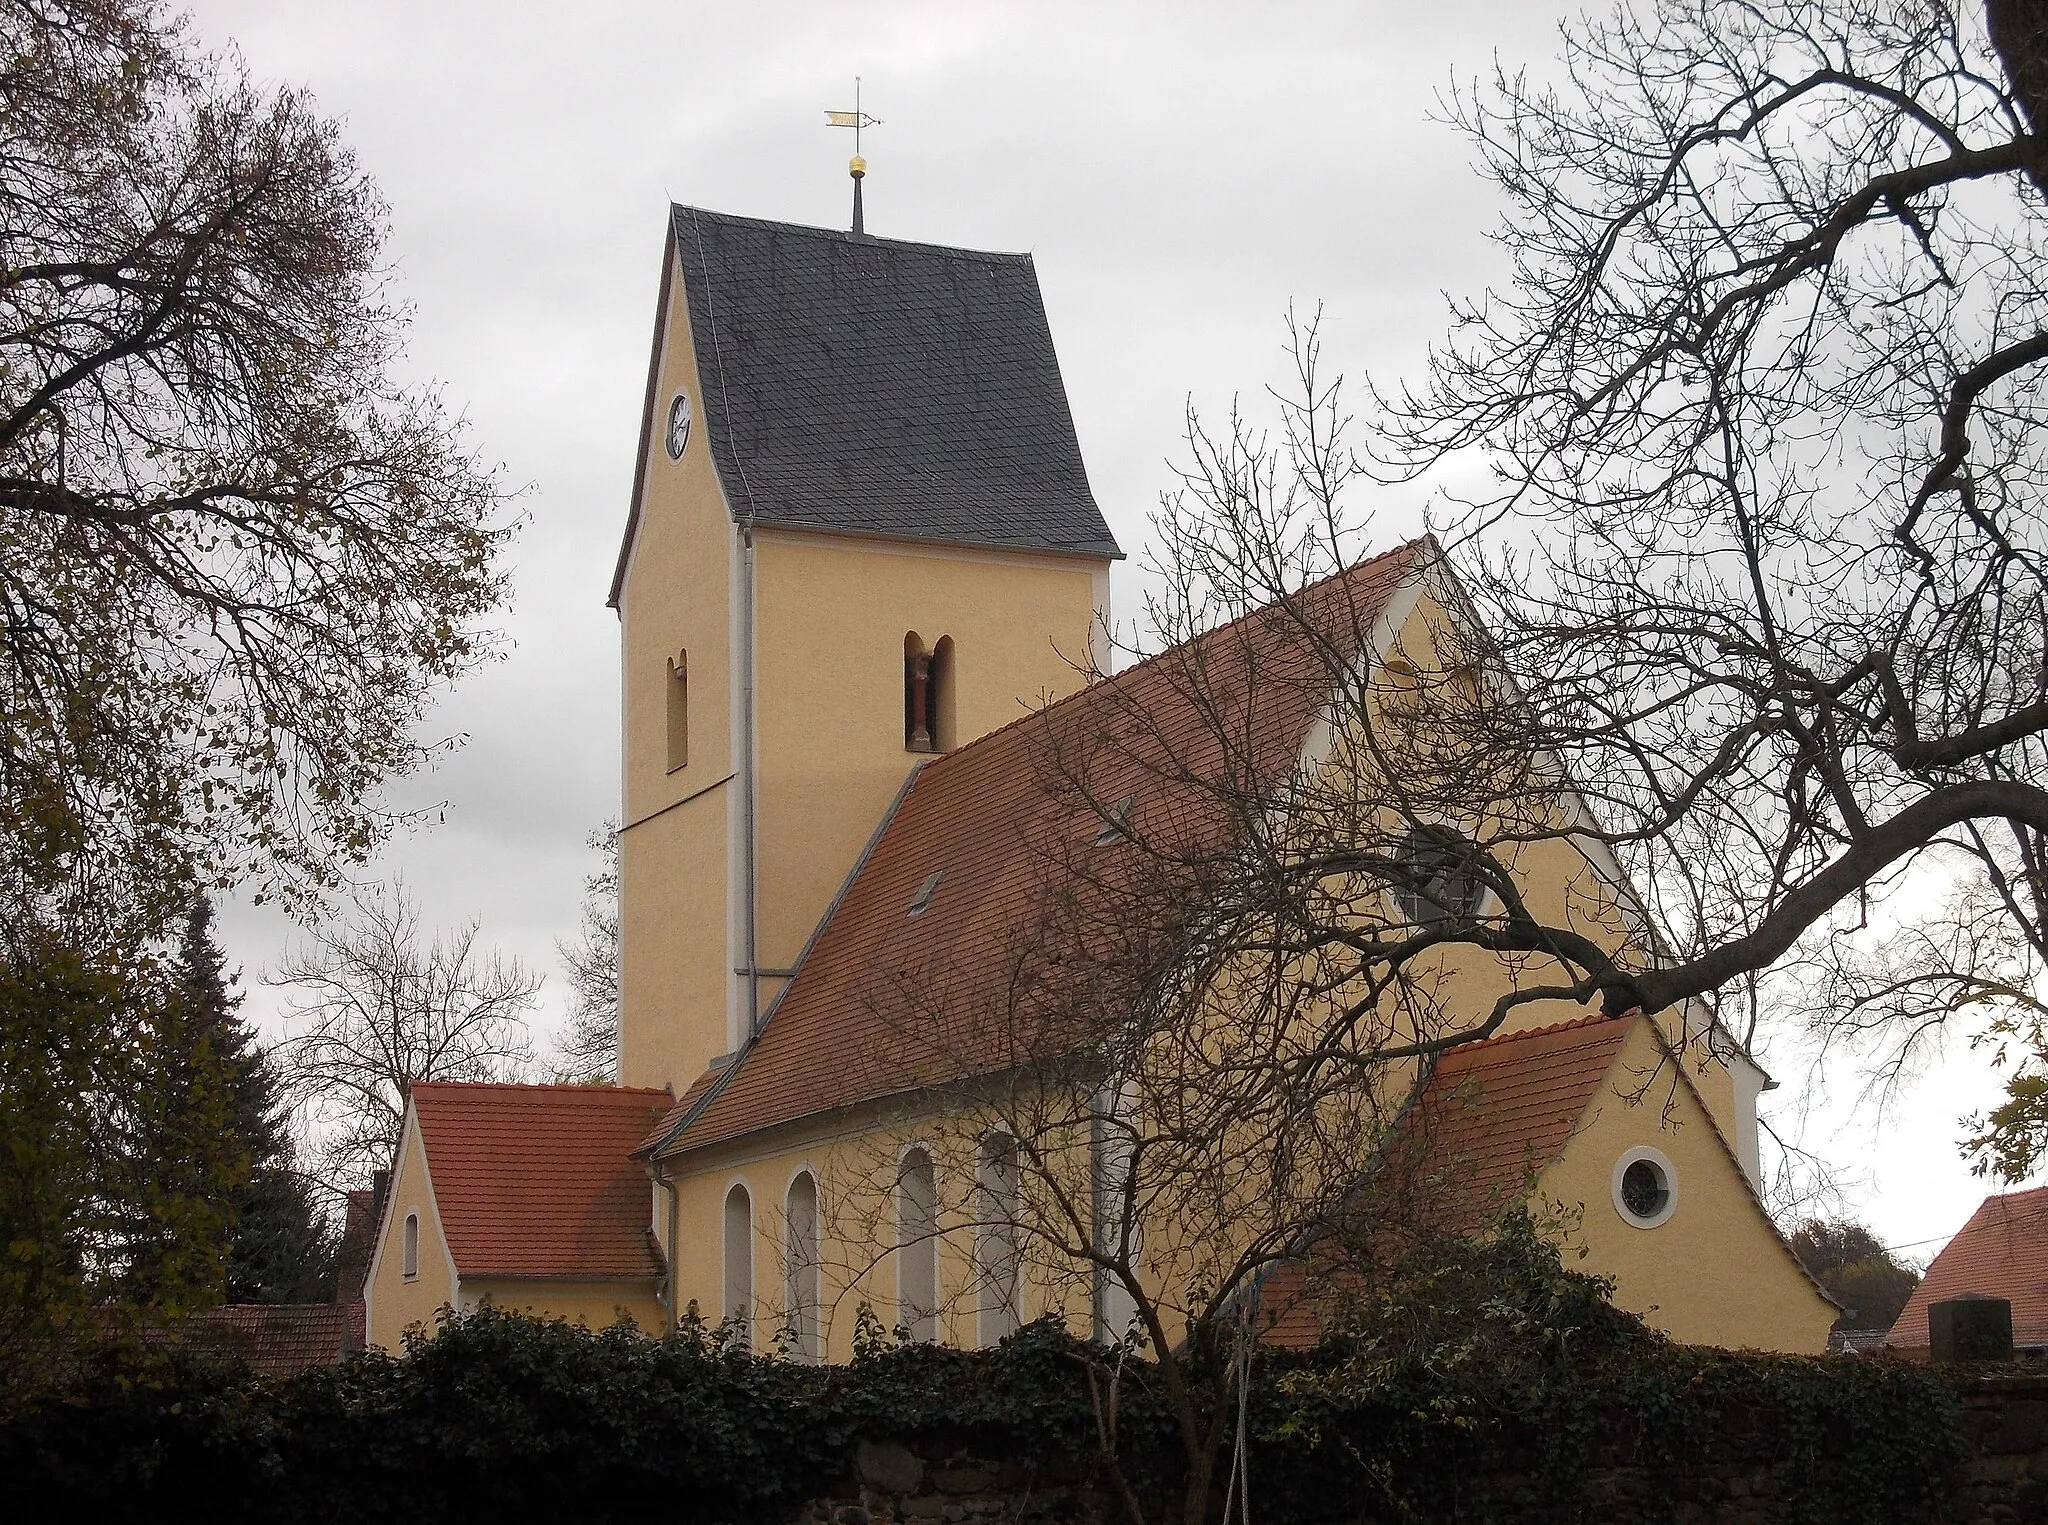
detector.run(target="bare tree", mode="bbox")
[1325,0,2048,1172]
[0,0,511,926]
[789,341,1593,1525]
[550,822,618,1083]
[270,883,536,1186]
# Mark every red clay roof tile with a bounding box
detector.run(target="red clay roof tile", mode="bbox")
[658,541,1426,1158]
[1887,1185,2048,1348]
[412,1082,672,1280]
[1406,1013,1638,1227]
[165,1303,361,1376]
[1253,1015,1633,1349]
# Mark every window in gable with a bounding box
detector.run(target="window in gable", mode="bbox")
[402,1211,419,1280]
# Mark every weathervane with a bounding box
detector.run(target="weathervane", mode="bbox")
[825,77,882,237]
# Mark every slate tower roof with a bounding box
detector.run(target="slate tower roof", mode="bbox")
[662,205,1121,561]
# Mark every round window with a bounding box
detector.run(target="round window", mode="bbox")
[1392,826,1487,927]
[1610,1146,1677,1229]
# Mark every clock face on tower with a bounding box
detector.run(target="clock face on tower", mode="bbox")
[665,392,692,461]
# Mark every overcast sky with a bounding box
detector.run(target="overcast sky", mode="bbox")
[186,0,2021,1264]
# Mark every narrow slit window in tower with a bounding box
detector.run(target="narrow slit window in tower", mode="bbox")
[904,633,935,752]
[666,650,689,772]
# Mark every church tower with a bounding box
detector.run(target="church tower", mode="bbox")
[609,206,1121,1094]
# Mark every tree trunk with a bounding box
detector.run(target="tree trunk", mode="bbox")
[1988,0,2048,196]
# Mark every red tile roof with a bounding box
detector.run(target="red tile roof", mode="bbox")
[638,1064,727,1155]
[166,1303,361,1377]
[412,1082,672,1280]
[1405,1013,1638,1222]
[1255,1014,1634,1348]
[1888,1186,2048,1349]
[650,541,1426,1160]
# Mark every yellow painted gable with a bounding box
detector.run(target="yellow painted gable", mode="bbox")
[1537,1019,1836,1352]
[363,1108,455,1353]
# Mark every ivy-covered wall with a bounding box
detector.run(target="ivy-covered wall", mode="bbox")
[0,1307,2015,1524]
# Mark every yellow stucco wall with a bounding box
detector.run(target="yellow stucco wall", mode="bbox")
[464,1278,664,1334]
[643,576,1820,1358]
[618,243,739,1095]
[365,1111,457,1353]
[1538,1020,1836,1352]
[749,529,1104,979]
[659,1121,1095,1363]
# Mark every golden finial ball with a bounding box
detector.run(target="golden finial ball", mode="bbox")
[849,154,867,178]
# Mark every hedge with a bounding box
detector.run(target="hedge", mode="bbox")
[0,1302,1965,1525]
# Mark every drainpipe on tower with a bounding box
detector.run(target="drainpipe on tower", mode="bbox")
[739,516,761,1039]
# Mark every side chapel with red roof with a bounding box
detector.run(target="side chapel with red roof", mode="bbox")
[363,204,1837,1357]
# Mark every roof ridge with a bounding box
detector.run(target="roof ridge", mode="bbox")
[908,536,1432,783]
[413,1081,671,1098]
[671,203,1035,267]
[1443,1009,1626,1055]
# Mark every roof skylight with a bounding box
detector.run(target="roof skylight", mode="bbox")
[907,870,944,917]
[1093,795,1137,846]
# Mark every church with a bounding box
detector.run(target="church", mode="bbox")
[361,197,1837,1357]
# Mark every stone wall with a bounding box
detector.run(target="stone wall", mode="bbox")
[1951,1371,2048,1525]
[792,1439,1112,1525]
[791,1369,2048,1525]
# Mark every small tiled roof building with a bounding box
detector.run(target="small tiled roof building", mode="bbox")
[363,1083,671,1351]
[1888,1186,2048,1352]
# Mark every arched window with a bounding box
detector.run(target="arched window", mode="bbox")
[665,650,689,772]
[975,1135,1022,1348]
[905,632,935,752]
[784,1171,821,1361]
[929,635,955,752]
[897,1147,938,1342]
[723,1183,753,1344]
[904,633,955,753]
[1392,826,1487,927]
[402,1212,419,1280]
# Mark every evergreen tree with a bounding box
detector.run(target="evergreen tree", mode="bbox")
[169,897,336,1304]
[116,902,248,1307]
[0,940,119,1357]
